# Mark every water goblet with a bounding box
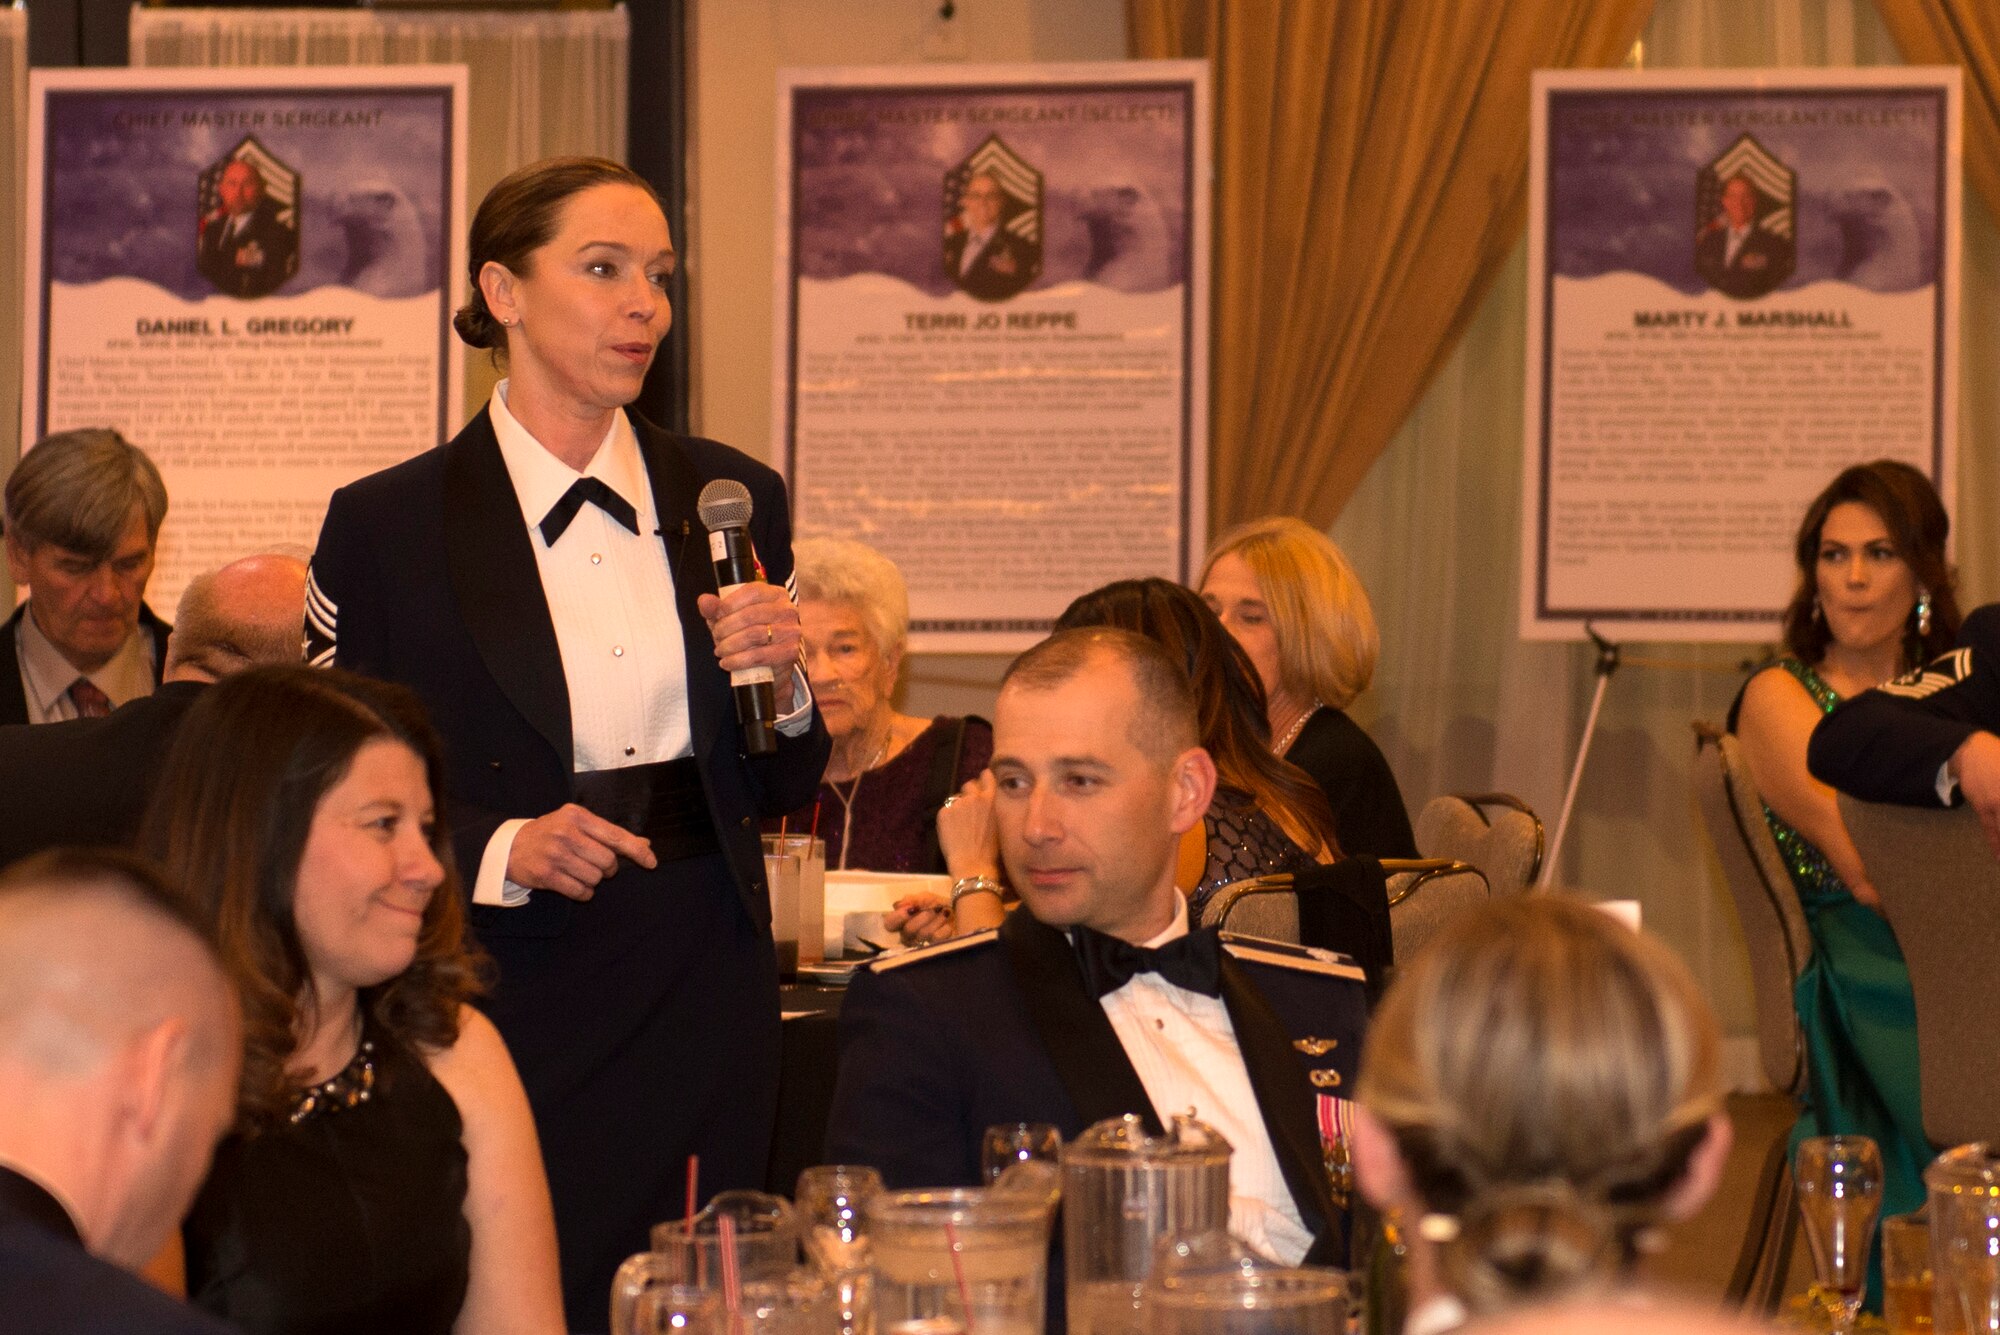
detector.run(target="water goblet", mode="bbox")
[1797,1134,1885,1334]
[796,1165,883,1335]
[982,1122,1062,1184]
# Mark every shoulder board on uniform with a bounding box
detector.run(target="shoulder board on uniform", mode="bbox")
[866,929,999,973]
[1881,647,1973,699]
[1219,933,1366,983]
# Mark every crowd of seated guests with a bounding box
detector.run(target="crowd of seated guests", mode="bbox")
[13,147,1895,1335]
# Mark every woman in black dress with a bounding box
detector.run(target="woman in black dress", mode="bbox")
[141,666,563,1335]
[1201,517,1417,858]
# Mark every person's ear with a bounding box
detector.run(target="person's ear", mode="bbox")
[1168,746,1218,835]
[3,531,27,579]
[479,261,520,327]
[1663,1112,1735,1221]
[118,1018,190,1150]
[1350,1104,1415,1213]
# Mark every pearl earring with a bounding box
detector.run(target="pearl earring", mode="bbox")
[1917,589,1932,637]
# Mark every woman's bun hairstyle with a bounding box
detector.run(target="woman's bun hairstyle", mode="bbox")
[454,156,665,355]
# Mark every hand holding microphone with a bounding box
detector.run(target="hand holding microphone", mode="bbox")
[695,480,800,755]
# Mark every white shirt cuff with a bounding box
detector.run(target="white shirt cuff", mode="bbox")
[474,818,535,907]
[1938,760,1958,807]
[776,665,814,737]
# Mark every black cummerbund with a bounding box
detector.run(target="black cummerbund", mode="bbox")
[570,756,719,863]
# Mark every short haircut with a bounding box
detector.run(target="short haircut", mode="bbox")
[4,428,168,557]
[1002,626,1199,760]
[0,848,233,1079]
[1203,516,1380,709]
[793,537,909,660]
[169,557,308,679]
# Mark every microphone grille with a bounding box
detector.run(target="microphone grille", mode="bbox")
[696,479,754,531]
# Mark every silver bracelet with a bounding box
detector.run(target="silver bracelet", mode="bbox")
[949,876,1003,909]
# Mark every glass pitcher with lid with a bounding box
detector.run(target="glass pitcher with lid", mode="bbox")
[1061,1114,1233,1335]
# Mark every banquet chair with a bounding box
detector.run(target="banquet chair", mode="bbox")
[1381,858,1488,968]
[1839,793,2000,1148]
[1198,877,1300,942]
[1412,793,1544,896]
[1690,723,1808,1312]
[1199,862,1393,999]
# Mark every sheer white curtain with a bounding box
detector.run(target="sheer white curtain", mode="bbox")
[1334,0,1998,1079]
[129,5,631,410]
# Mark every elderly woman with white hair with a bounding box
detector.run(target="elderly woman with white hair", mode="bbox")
[769,539,999,934]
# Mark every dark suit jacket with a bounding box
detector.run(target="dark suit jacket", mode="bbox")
[0,1167,235,1335]
[944,227,1037,301]
[197,197,299,298]
[307,406,829,934]
[1808,604,2000,806]
[1695,222,1791,300]
[826,912,1366,1267]
[0,602,171,728]
[0,680,206,869]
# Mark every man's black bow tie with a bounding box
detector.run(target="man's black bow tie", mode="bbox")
[541,477,639,545]
[1073,924,1224,999]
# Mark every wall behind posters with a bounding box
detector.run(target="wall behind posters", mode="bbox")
[690,0,1127,715]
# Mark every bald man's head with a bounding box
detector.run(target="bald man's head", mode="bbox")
[0,850,240,1266]
[164,552,309,682]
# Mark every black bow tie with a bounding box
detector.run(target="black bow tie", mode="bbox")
[1073,924,1224,999]
[540,477,638,545]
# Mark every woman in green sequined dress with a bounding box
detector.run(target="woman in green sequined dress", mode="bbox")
[1733,460,1959,1305]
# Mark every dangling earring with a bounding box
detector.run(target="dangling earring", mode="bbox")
[1812,597,1824,624]
[1917,589,1933,637]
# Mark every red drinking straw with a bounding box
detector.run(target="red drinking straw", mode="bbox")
[943,1219,977,1335]
[718,1213,745,1335]
[810,799,823,838]
[685,1156,700,1236]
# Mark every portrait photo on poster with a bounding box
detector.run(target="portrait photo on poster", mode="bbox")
[196,138,301,300]
[941,136,1042,302]
[1692,134,1796,301]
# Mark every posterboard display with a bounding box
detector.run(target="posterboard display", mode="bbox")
[775,63,1209,654]
[1523,68,1960,642]
[22,66,467,613]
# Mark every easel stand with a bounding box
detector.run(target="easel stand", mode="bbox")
[1539,624,1620,889]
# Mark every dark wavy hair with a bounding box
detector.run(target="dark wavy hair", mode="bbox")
[1780,460,1958,669]
[1055,578,1339,857]
[139,665,486,1131]
[454,155,666,353]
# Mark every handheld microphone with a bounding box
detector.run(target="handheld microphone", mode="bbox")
[696,479,779,755]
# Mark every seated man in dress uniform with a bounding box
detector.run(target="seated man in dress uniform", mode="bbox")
[0,848,242,1335]
[1809,602,2000,856]
[1,428,171,726]
[826,626,1367,1271]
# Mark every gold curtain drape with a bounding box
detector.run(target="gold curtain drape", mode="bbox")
[1873,2,2000,224]
[1128,1,1654,531]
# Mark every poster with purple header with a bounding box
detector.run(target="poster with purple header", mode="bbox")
[777,63,1209,653]
[23,66,466,614]
[1523,68,1959,641]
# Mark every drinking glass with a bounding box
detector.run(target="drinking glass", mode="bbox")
[1797,1135,1885,1334]
[982,1123,1063,1184]
[1884,1212,1936,1335]
[797,1165,883,1335]
[609,1270,722,1335]
[763,848,803,976]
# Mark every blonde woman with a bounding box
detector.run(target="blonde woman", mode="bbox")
[1351,897,1731,1328]
[1201,517,1415,857]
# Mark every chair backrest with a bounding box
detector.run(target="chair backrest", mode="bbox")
[1413,793,1544,896]
[1198,878,1301,942]
[1691,724,1811,1097]
[1839,793,2000,1147]
[1382,858,1490,967]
